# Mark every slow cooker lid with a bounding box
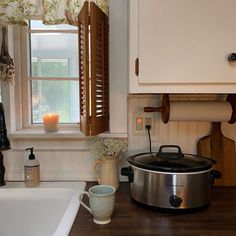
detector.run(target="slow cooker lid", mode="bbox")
[128,145,213,172]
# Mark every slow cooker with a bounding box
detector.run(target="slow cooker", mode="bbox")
[121,145,221,210]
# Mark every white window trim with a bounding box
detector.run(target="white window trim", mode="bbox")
[15,23,81,131]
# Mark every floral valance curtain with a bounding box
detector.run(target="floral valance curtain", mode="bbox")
[0,0,109,26]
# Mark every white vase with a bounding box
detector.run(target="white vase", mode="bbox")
[94,158,120,189]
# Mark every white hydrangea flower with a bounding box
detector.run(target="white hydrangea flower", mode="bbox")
[91,137,127,160]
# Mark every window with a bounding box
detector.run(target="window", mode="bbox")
[17,1,109,135]
[21,20,79,127]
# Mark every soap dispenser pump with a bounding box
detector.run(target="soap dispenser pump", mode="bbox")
[25,147,40,187]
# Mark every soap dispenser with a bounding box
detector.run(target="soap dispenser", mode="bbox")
[25,147,40,187]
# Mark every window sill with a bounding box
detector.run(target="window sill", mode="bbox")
[9,130,89,140]
[9,130,128,140]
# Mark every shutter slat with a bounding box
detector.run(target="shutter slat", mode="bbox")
[90,2,109,135]
[78,2,90,135]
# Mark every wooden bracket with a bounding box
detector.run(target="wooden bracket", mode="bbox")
[144,94,170,123]
[135,58,139,76]
[226,94,236,124]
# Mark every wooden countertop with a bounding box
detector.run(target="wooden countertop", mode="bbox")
[69,183,236,236]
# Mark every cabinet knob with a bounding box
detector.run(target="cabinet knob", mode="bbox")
[228,53,236,62]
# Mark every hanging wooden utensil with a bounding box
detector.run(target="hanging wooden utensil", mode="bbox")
[197,122,236,186]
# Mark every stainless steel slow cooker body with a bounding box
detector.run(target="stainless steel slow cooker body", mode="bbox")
[131,166,211,209]
[121,145,221,210]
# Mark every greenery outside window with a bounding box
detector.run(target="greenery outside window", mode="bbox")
[21,20,79,127]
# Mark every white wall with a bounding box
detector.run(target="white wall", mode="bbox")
[109,0,128,134]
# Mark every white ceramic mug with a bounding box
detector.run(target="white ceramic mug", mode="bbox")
[79,185,116,224]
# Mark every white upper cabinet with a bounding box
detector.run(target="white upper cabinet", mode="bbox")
[129,0,236,93]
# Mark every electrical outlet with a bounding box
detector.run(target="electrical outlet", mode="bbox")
[145,117,152,127]
[133,112,155,136]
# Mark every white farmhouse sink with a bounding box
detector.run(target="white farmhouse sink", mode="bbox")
[0,182,86,236]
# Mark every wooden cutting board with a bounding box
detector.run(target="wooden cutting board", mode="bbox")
[197,122,236,186]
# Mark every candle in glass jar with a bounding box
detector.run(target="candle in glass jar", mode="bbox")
[43,113,59,132]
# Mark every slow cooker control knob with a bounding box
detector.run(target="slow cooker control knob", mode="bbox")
[169,195,183,208]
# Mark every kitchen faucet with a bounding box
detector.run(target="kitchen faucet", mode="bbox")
[0,103,11,186]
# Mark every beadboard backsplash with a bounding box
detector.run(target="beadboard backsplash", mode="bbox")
[5,94,236,182]
[127,94,236,155]
[4,137,95,181]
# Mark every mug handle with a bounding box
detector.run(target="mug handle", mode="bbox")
[79,191,91,213]
[94,160,101,184]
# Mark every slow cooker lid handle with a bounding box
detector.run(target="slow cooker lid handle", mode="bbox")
[210,170,222,185]
[158,145,184,160]
[121,167,134,183]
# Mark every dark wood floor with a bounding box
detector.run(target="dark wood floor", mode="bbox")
[70,183,236,236]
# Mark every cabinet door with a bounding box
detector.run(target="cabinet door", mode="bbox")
[129,0,236,93]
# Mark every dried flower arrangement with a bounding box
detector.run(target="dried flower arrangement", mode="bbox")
[91,137,128,160]
[0,27,15,85]
[0,62,15,84]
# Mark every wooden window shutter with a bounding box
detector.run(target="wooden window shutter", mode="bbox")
[78,2,109,136]
[90,2,109,135]
[78,2,90,135]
